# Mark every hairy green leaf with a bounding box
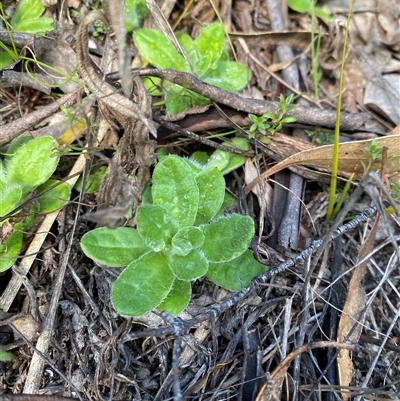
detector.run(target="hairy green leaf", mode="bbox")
[13,18,54,34]
[0,184,23,217]
[200,214,254,262]
[204,138,249,176]
[134,29,190,72]
[171,226,204,256]
[11,0,53,35]
[168,248,208,281]
[193,23,224,76]
[288,0,312,13]
[203,61,250,92]
[176,32,200,71]
[207,250,266,291]
[158,279,191,316]
[6,137,59,193]
[0,231,23,273]
[152,155,199,227]
[194,168,225,225]
[111,252,174,316]
[137,204,179,252]
[11,0,45,26]
[81,227,149,267]
[36,179,71,213]
[6,136,33,155]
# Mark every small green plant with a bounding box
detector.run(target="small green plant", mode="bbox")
[0,0,54,69]
[0,136,71,272]
[288,1,329,99]
[133,22,250,114]
[0,348,13,362]
[390,180,400,203]
[80,154,266,317]
[288,0,330,23]
[306,127,334,145]
[361,139,394,174]
[248,94,298,142]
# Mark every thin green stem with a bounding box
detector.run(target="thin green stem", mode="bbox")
[326,0,354,220]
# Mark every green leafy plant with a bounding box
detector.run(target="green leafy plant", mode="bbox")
[0,0,54,69]
[390,180,400,203]
[248,93,298,142]
[361,139,394,174]
[81,154,266,317]
[306,127,334,145]
[288,0,330,23]
[133,22,250,114]
[0,136,71,272]
[124,0,148,32]
[0,348,13,362]
[288,1,328,99]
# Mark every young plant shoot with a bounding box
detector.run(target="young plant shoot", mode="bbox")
[81,155,266,317]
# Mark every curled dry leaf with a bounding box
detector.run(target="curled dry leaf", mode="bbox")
[247,134,400,193]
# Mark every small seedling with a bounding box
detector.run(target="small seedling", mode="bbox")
[288,0,330,23]
[81,154,266,317]
[248,94,298,141]
[390,180,400,203]
[361,139,394,174]
[0,136,71,272]
[133,22,250,114]
[306,127,334,145]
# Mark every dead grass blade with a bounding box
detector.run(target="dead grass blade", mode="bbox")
[247,134,400,191]
[255,341,357,401]
[145,0,193,73]
[228,31,329,51]
[337,215,380,401]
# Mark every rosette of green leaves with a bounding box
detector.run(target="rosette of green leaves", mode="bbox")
[133,22,250,114]
[0,136,71,272]
[81,155,266,317]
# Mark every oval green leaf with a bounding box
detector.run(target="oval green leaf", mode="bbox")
[36,179,71,213]
[0,184,23,217]
[288,0,312,13]
[6,137,60,193]
[193,23,224,76]
[134,29,190,72]
[11,0,45,27]
[111,252,174,317]
[171,226,204,256]
[194,168,225,225]
[207,250,266,291]
[152,155,199,227]
[158,279,191,316]
[13,18,54,35]
[137,204,179,252]
[168,248,208,281]
[6,136,33,155]
[0,231,23,273]
[203,61,250,92]
[74,165,106,194]
[200,214,254,262]
[80,227,149,267]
